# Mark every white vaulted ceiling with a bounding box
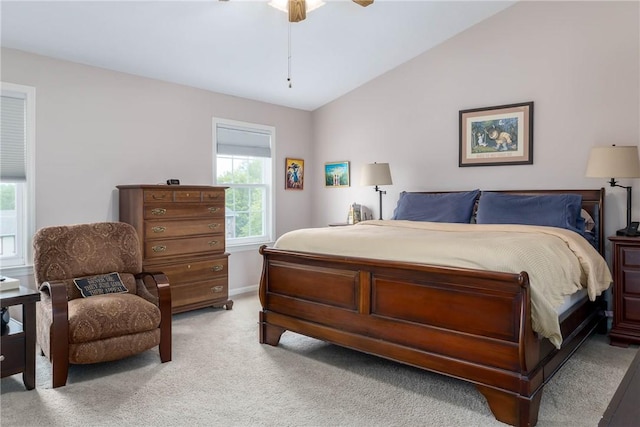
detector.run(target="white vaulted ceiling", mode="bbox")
[0,0,515,111]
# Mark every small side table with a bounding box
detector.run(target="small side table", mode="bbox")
[1,285,41,389]
[608,236,640,347]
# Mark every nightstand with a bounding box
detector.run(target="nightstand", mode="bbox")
[608,236,640,347]
[0,285,40,389]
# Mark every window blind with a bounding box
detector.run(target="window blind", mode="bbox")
[1,93,27,181]
[216,124,271,158]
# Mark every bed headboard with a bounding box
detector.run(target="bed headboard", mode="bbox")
[411,189,605,255]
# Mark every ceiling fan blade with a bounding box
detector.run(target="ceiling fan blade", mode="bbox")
[353,0,373,6]
[289,0,306,22]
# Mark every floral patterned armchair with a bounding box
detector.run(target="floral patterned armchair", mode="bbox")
[33,222,171,388]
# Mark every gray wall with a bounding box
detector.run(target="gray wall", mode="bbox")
[2,1,638,290]
[312,0,640,259]
[0,48,314,293]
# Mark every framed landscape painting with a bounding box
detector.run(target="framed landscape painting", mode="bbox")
[459,101,533,167]
[324,161,350,187]
[285,158,304,190]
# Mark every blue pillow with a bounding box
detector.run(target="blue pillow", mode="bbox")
[476,192,584,234]
[391,190,479,223]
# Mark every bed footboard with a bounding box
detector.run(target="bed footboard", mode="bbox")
[261,246,576,425]
[259,246,604,426]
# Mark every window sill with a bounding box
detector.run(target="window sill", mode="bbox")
[226,242,274,254]
[0,264,34,278]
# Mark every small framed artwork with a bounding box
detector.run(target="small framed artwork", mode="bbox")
[324,161,350,187]
[459,101,533,167]
[285,158,304,190]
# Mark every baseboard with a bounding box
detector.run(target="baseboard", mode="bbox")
[230,284,258,296]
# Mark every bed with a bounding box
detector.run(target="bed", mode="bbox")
[258,189,611,426]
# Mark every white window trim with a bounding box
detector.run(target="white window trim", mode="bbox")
[0,82,36,273]
[212,117,276,248]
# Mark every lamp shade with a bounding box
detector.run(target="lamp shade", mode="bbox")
[361,163,393,186]
[586,145,640,178]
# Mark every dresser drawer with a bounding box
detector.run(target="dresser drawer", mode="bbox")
[1,331,25,378]
[622,269,640,295]
[143,190,205,203]
[145,236,225,259]
[171,278,229,309]
[144,190,173,203]
[145,219,224,239]
[202,190,225,202]
[143,203,224,219]
[622,246,640,267]
[622,296,640,323]
[150,257,228,285]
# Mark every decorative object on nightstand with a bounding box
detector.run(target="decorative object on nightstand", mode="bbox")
[346,202,372,224]
[361,162,393,220]
[586,145,640,236]
[0,283,40,390]
[0,276,20,292]
[608,236,640,347]
[117,184,232,313]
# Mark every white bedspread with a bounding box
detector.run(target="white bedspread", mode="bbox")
[273,220,613,348]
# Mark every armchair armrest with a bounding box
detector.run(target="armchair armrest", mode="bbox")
[39,281,70,387]
[135,272,170,305]
[135,272,172,362]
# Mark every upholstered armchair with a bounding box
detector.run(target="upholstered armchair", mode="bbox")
[33,222,171,388]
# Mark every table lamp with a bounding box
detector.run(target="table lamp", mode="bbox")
[586,145,640,236]
[361,162,393,220]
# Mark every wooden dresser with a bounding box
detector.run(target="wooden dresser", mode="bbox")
[609,236,640,346]
[117,184,232,314]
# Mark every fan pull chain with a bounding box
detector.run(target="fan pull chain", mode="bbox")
[287,22,292,88]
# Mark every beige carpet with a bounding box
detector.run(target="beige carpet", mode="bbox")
[1,292,638,426]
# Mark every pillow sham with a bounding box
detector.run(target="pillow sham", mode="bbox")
[391,190,479,223]
[476,192,584,234]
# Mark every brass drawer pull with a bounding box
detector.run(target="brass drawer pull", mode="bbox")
[208,207,220,214]
[151,226,166,233]
[152,245,167,253]
[208,223,220,229]
[212,285,224,293]
[152,194,166,200]
[151,208,167,216]
[208,240,219,247]
[211,265,224,272]
[206,194,221,199]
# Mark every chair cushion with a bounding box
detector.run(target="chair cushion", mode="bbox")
[68,293,161,344]
[69,329,161,364]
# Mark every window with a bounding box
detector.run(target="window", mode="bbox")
[1,83,35,269]
[213,118,275,248]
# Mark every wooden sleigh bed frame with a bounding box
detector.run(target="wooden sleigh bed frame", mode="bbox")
[258,189,608,426]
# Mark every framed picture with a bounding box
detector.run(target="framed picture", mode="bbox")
[285,158,304,190]
[324,161,350,187]
[459,101,533,167]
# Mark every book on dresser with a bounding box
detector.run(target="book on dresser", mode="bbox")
[117,184,233,313]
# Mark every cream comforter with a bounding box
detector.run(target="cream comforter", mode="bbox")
[273,220,613,348]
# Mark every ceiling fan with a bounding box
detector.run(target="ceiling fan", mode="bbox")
[286,0,373,23]
[220,0,373,23]
[260,0,372,23]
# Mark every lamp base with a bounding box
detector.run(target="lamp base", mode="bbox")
[616,224,640,237]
